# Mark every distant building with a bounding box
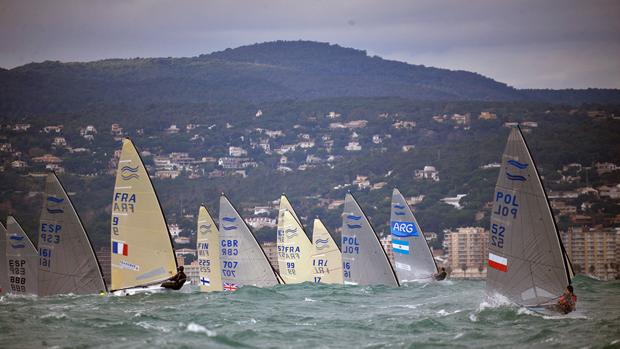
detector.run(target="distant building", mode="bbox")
[229,146,248,157]
[43,125,64,133]
[168,224,183,237]
[444,227,488,279]
[595,162,618,175]
[562,226,618,280]
[326,111,341,119]
[245,217,277,229]
[110,123,123,136]
[392,120,416,129]
[184,260,200,285]
[372,135,383,144]
[166,124,180,134]
[52,137,67,147]
[402,145,415,152]
[261,242,279,270]
[352,175,370,190]
[415,166,439,181]
[380,235,395,265]
[479,111,497,120]
[32,154,62,164]
[345,142,362,151]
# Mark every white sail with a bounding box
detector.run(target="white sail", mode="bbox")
[197,205,223,292]
[310,218,343,284]
[0,223,8,295]
[38,173,107,296]
[390,188,438,282]
[5,216,38,295]
[110,138,177,291]
[276,195,313,284]
[219,195,280,290]
[341,193,399,286]
[486,127,572,306]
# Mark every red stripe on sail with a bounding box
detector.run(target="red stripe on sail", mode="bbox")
[123,244,128,256]
[488,259,507,272]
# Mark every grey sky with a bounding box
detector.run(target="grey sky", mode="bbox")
[1,0,619,89]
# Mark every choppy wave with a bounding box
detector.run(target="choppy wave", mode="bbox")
[0,277,617,348]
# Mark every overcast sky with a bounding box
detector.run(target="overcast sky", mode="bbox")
[1,0,619,89]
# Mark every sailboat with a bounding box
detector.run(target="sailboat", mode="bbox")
[276,195,313,284]
[197,205,223,292]
[5,216,38,295]
[110,138,178,295]
[38,172,107,296]
[0,223,8,295]
[310,218,343,284]
[341,193,399,286]
[219,194,281,290]
[390,188,438,282]
[486,127,574,312]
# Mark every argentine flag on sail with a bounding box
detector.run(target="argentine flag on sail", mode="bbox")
[392,239,410,255]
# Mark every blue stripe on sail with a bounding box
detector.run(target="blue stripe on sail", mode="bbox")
[10,243,25,249]
[346,214,362,220]
[507,159,528,169]
[392,239,409,246]
[347,224,362,229]
[393,204,406,209]
[112,241,118,254]
[393,247,409,255]
[394,211,406,216]
[9,236,24,241]
[222,217,237,222]
[506,172,527,181]
[47,196,64,203]
[47,208,64,214]
[223,225,237,231]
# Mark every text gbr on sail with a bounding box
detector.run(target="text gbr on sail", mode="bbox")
[493,191,519,219]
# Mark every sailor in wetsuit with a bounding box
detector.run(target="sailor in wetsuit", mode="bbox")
[434,267,447,281]
[161,266,187,290]
[557,285,577,314]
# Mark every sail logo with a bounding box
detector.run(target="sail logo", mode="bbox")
[200,277,210,286]
[315,238,329,250]
[46,196,65,214]
[488,253,508,272]
[394,211,406,216]
[346,223,362,229]
[112,241,129,256]
[223,225,238,231]
[285,228,298,238]
[346,214,362,220]
[222,217,237,230]
[9,235,25,249]
[392,239,410,254]
[506,173,527,181]
[507,159,528,170]
[120,166,140,180]
[390,221,419,237]
[199,224,212,235]
[222,217,237,222]
[119,260,139,271]
[393,204,406,210]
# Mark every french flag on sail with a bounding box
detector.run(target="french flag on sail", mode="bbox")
[488,252,508,272]
[112,241,129,256]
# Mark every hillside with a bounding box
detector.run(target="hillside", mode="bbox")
[1,41,619,116]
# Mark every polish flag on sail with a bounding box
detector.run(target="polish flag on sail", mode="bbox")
[488,253,508,272]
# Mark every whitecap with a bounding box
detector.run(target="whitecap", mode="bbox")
[469,313,478,322]
[40,313,67,320]
[235,318,257,325]
[136,321,171,333]
[453,333,464,339]
[304,297,316,302]
[186,322,216,337]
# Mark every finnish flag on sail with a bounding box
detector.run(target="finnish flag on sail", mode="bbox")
[392,239,410,255]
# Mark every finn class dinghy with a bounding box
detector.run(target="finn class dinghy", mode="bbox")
[390,188,438,283]
[4,216,38,295]
[341,193,399,286]
[197,205,223,292]
[219,194,283,290]
[276,195,313,284]
[38,172,107,296]
[0,222,8,295]
[310,218,343,284]
[486,127,575,315]
[110,138,183,296]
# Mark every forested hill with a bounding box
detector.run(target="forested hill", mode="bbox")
[1,41,618,114]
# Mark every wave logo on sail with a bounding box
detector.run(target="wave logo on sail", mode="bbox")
[46,196,65,214]
[285,228,298,238]
[199,224,212,235]
[315,238,329,250]
[9,235,25,249]
[391,221,419,237]
[393,204,406,209]
[120,166,140,180]
[507,159,528,170]
[222,217,237,222]
[346,214,362,220]
[506,173,527,181]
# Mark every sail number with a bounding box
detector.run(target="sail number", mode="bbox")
[221,239,239,256]
[8,259,27,293]
[342,236,360,254]
[493,191,519,219]
[343,261,352,278]
[40,223,61,244]
[40,248,53,269]
[222,260,238,277]
[313,258,330,277]
[490,223,505,248]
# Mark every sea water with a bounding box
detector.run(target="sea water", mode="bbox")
[0,276,618,348]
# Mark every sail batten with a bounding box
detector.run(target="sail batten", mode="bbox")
[390,189,437,282]
[38,173,107,296]
[341,193,399,286]
[486,127,570,306]
[197,205,223,292]
[5,216,38,295]
[110,138,177,291]
[219,195,280,289]
[277,195,313,284]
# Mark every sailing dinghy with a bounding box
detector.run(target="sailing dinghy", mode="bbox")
[486,127,575,314]
[0,223,8,295]
[197,205,223,292]
[390,188,438,282]
[110,138,179,295]
[276,195,313,284]
[38,172,107,296]
[310,218,343,284]
[341,193,399,286]
[219,194,281,290]
[5,216,38,295]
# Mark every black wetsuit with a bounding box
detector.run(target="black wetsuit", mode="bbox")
[434,271,447,281]
[161,271,187,290]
